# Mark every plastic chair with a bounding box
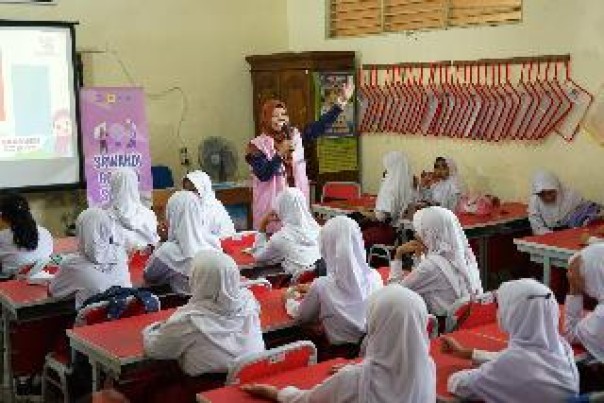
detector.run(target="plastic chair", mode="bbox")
[444,292,497,333]
[42,294,161,403]
[226,341,317,385]
[241,278,272,298]
[321,182,361,203]
[367,244,394,267]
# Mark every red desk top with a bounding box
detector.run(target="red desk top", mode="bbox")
[197,358,347,403]
[313,195,377,212]
[222,234,257,269]
[67,287,296,365]
[456,202,527,230]
[0,255,149,310]
[515,226,600,253]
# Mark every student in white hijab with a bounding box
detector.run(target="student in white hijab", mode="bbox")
[284,216,383,345]
[565,244,604,363]
[253,187,321,278]
[183,170,236,238]
[528,170,585,235]
[389,206,483,315]
[242,284,436,403]
[0,193,53,277]
[143,249,264,376]
[443,278,579,402]
[143,191,221,294]
[420,157,464,211]
[107,168,159,251]
[374,151,416,226]
[49,208,132,308]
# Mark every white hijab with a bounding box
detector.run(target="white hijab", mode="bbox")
[154,191,221,274]
[473,279,579,397]
[573,244,604,361]
[413,206,483,297]
[431,157,464,205]
[273,187,321,266]
[107,168,158,246]
[529,170,584,228]
[320,216,382,333]
[375,151,415,223]
[167,250,264,354]
[76,208,126,267]
[358,284,436,402]
[185,170,235,237]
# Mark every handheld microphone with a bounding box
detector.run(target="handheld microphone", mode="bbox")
[281,122,291,140]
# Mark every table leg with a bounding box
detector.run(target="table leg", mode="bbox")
[542,255,551,286]
[91,361,102,392]
[3,308,13,403]
[478,236,489,290]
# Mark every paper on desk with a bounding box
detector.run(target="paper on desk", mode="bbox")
[27,271,55,285]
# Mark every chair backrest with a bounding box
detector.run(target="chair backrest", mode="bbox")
[445,292,497,333]
[291,270,316,285]
[321,182,361,203]
[241,278,272,298]
[226,341,317,385]
[75,294,161,327]
[367,244,393,267]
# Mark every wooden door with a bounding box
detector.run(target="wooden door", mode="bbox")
[251,71,280,134]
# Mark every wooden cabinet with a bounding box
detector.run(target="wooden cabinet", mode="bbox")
[245,52,358,201]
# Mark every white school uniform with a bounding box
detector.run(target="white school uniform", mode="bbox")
[106,168,159,251]
[49,208,131,308]
[565,244,604,362]
[448,279,579,403]
[286,216,382,345]
[528,170,584,235]
[253,187,321,277]
[143,191,221,294]
[185,170,236,238]
[389,206,482,315]
[278,284,436,403]
[0,226,53,276]
[425,157,464,211]
[143,250,264,376]
[374,151,416,226]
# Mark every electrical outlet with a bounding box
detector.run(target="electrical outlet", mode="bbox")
[179,147,190,166]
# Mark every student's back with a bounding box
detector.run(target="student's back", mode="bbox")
[0,193,53,276]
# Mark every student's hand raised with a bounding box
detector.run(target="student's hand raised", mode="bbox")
[240,384,279,401]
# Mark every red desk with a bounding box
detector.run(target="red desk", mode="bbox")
[197,358,347,403]
[457,203,527,230]
[53,237,78,254]
[67,287,297,390]
[311,195,377,220]
[514,226,599,286]
[222,233,256,270]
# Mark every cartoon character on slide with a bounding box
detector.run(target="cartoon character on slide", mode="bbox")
[125,118,137,149]
[94,122,109,154]
[52,109,73,157]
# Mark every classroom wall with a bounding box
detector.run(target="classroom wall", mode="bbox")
[287,0,604,203]
[1,0,288,234]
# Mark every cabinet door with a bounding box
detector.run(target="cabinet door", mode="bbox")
[279,70,313,130]
[251,71,280,134]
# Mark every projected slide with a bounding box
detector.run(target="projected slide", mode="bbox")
[0,28,76,161]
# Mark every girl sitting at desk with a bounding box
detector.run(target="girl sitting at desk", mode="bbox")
[242,284,436,402]
[0,193,53,277]
[49,208,131,308]
[529,170,602,235]
[388,206,482,316]
[252,187,323,281]
[442,278,579,402]
[143,191,220,294]
[418,157,464,212]
[182,170,236,239]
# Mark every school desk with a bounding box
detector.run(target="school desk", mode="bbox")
[0,257,148,401]
[514,226,599,286]
[311,195,378,221]
[222,233,285,280]
[66,287,298,391]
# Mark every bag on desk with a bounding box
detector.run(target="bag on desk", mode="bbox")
[457,194,500,216]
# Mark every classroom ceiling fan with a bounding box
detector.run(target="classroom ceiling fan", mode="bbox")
[197,136,238,183]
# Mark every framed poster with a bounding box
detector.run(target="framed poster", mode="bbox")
[314,72,355,137]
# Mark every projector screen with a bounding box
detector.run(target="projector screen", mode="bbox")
[0,22,81,191]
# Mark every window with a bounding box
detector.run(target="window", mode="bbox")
[328,0,522,38]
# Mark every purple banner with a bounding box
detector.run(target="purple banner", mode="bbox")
[80,87,152,206]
